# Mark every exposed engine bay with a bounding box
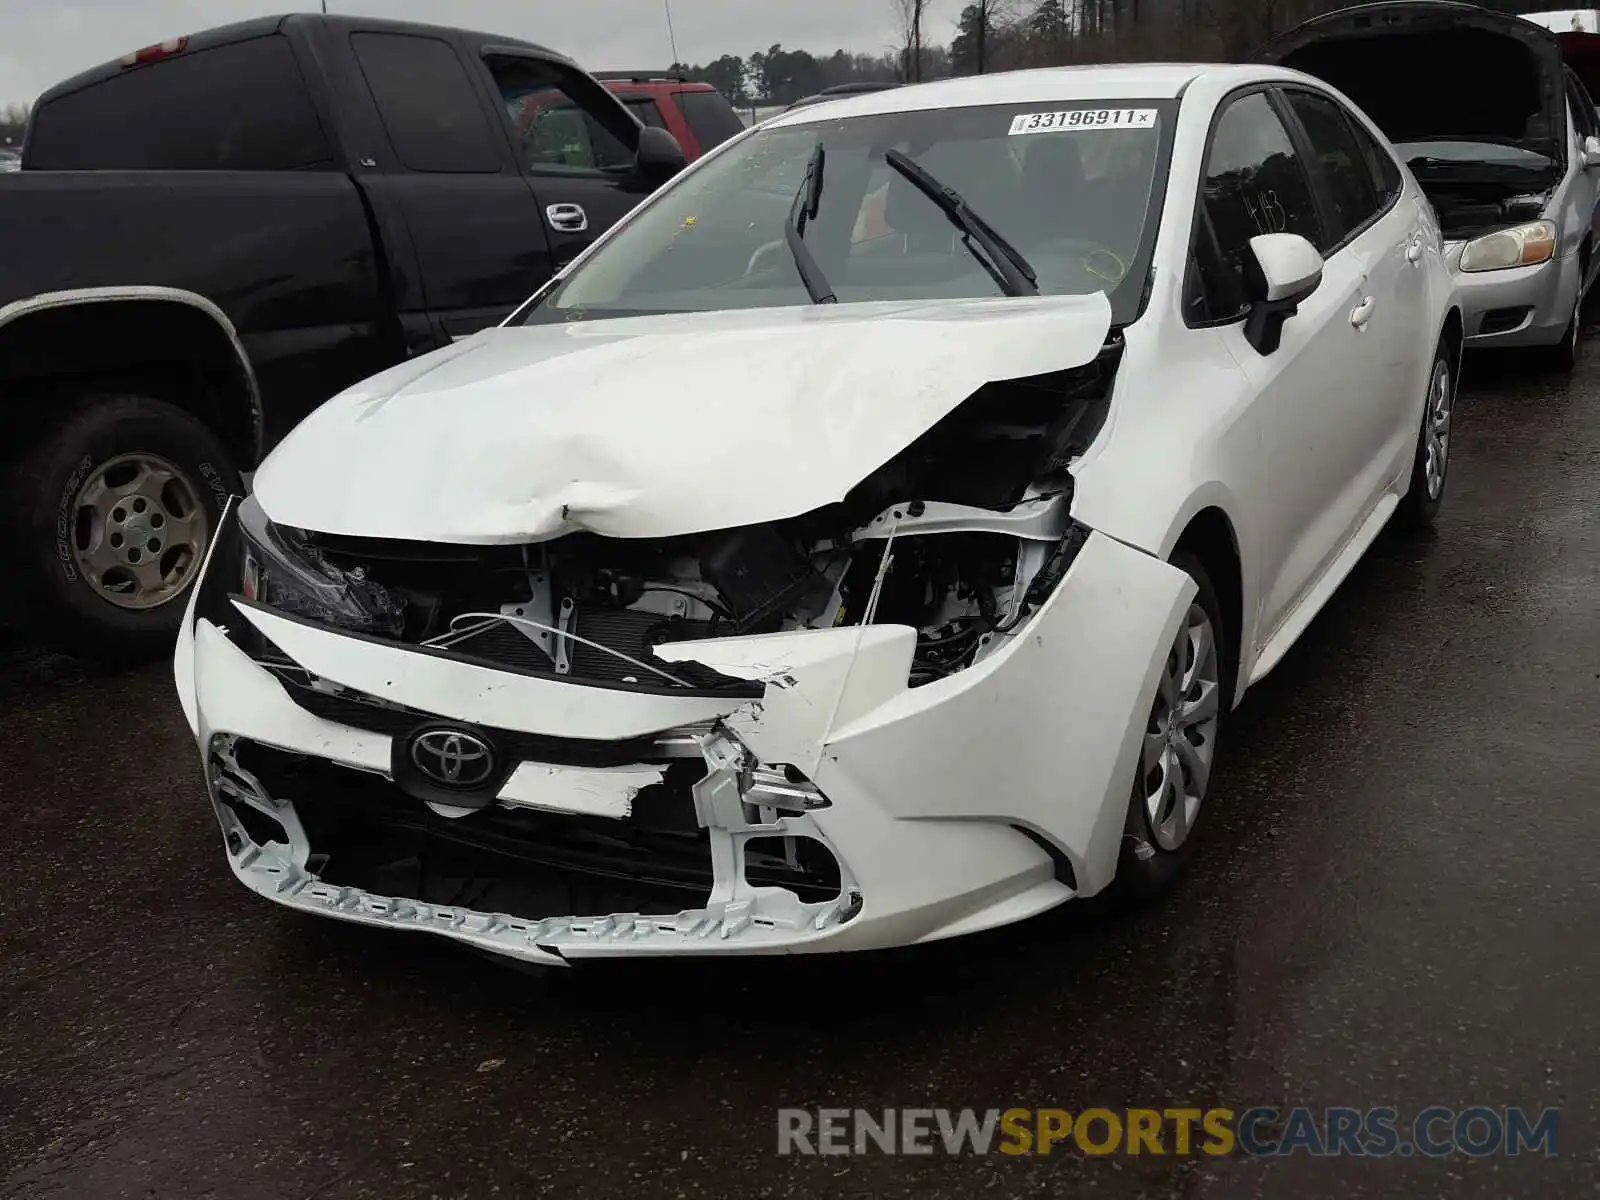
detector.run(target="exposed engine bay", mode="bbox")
[1264,11,1566,241]
[242,346,1120,691]
[1408,175,1555,240]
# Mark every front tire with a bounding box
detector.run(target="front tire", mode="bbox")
[1114,551,1229,902]
[8,393,240,663]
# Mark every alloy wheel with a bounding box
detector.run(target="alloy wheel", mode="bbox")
[69,452,209,610]
[1423,358,1453,501]
[1141,603,1222,852]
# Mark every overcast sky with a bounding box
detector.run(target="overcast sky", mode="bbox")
[0,0,966,104]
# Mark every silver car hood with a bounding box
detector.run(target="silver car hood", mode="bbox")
[252,295,1113,543]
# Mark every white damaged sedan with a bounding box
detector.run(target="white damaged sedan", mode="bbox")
[175,64,1458,965]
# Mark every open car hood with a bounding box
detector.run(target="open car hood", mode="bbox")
[252,295,1114,543]
[1258,2,1569,165]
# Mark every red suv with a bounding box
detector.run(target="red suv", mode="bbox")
[596,72,747,161]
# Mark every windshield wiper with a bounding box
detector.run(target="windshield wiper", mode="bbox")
[883,147,1039,297]
[1404,153,1554,175]
[785,142,837,304]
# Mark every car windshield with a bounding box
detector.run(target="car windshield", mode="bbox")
[517,98,1174,327]
[1395,139,1556,170]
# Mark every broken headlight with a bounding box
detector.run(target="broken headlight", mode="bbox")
[236,495,404,637]
[1459,220,1556,272]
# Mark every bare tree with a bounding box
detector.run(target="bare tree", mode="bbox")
[891,0,927,81]
[976,0,1019,74]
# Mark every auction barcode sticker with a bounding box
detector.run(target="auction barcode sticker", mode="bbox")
[1008,108,1157,135]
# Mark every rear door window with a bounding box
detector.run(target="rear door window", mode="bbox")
[26,35,330,170]
[1283,88,1382,249]
[622,97,669,129]
[351,32,501,173]
[1341,112,1404,206]
[676,89,746,151]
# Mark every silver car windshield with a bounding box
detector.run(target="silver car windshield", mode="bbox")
[520,99,1174,326]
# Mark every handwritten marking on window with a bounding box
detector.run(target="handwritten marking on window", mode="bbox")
[1242,188,1288,236]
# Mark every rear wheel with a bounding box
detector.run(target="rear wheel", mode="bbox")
[1395,340,1455,531]
[8,393,239,662]
[1114,552,1228,902]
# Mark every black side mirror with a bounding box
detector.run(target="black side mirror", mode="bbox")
[634,126,687,189]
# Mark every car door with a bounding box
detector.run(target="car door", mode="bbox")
[1280,85,1429,500]
[1187,88,1374,646]
[348,29,556,344]
[479,53,654,271]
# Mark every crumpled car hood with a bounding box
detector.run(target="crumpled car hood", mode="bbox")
[252,295,1112,543]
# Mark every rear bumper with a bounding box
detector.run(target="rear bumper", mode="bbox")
[175,502,1192,963]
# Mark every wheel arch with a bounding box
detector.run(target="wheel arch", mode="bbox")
[0,287,262,469]
[1440,304,1464,373]
[1171,504,1245,708]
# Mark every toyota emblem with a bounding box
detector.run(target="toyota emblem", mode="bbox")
[409,728,496,789]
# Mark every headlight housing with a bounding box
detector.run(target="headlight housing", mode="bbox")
[236,495,404,637]
[1459,220,1557,272]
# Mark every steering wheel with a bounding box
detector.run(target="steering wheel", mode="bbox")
[1037,237,1129,285]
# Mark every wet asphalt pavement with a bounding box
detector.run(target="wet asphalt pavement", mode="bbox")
[3,342,1598,1200]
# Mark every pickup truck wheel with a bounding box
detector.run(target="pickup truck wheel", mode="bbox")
[11,394,240,663]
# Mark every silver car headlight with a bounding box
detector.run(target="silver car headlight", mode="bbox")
[236,495,404,637]
[1459,220,1557,272]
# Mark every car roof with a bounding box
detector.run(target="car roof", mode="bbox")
[36,13,570,105]
[603,79,717,92]
[762,63,1281,127]
[786,83,900,111]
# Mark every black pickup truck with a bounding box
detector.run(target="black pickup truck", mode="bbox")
[0,12,687,660]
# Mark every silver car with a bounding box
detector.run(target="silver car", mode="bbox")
[1262,1,1600,371]
[0,149,19,174]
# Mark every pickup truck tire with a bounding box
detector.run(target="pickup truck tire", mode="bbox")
[10,393,239,663]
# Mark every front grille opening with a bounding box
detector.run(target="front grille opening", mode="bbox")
[1479,306,1532,336]
[231,741,845,927]
[744,836,842,901]
[237,741,713,921]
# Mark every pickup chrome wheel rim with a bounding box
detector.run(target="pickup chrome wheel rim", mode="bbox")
[1141,603,1221,852]
[70,453,208,610]
[1423,358,1453,500]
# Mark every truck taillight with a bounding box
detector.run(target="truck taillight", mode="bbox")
[120,37,188,68]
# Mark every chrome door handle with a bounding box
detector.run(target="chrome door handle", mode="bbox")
[546,203,589,233]
[1350,296,1376,327]
[1406,235,1424,264]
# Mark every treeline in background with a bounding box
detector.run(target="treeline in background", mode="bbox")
[674,0,1538,106]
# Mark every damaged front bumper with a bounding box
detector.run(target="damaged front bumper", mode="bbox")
[175,502,1194,964]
